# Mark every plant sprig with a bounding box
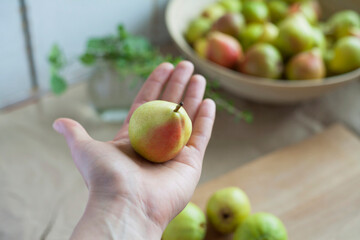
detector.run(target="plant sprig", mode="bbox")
[48,24,252,122]
[205,81,253,123]
[48,45,67,95]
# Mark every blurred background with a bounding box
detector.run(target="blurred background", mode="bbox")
[1,0,360,239]
[0,0,169,109]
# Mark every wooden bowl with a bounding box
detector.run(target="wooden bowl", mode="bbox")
[165,0,360,104]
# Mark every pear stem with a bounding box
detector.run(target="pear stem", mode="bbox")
[174,102,183,112]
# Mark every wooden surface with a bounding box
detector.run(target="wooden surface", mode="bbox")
[192,124,360,240]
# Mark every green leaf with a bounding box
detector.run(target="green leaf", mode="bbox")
[116,58,128,68]
[123,36,152,58]
[242,111,254,123]
[51,73,67,95]
[86,37,119,58]
[48,44,64,69]
[170,56,183,65]
[117,24,128,40]
[80,53,96,65]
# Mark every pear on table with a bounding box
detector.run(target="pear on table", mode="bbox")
[162,202,206,240]
[128,100,192,163]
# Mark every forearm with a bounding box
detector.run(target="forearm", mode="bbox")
[70,194,163,240]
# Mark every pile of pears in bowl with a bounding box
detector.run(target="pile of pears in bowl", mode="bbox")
[166,0,360,103]
[162,187,288,240]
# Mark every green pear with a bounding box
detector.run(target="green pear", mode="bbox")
[206,187,251,234]
[327,10,360,40]
[233,212,288,240]
[260,22,279,43]
[242,1,269,23]
[193,38,209,58]
[284,0,308,3]
[267,0,289,23]
[162,202,206,240]
[286,49,326,80]
[240,23,278,49]
[128,100,192,163]
[219,0,242,13]
[288,1,319,25]
[202,3,227,22]
[239,23,264,49]
[207,32,243,68]
[185,17,212,44]
[328,36,360,74]
[239,43,283,79]
[276,14,314,56]
[312,27,327,56]
[211,13,246,37]
[349,27,360,39]
[324,48,334,76]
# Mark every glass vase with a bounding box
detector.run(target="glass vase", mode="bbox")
[87,60,143,122]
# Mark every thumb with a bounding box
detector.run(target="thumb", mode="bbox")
[53,118,94,189]
[53,118,92,150]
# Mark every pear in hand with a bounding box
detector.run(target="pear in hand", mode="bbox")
[129,100,192,163]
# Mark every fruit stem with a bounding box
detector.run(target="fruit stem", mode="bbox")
[174,102,183,112]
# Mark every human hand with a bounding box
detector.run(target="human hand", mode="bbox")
[53,61,216,239]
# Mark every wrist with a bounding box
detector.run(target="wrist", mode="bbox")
[71,193,163,240]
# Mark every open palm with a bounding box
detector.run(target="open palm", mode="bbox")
[53,61,216,237]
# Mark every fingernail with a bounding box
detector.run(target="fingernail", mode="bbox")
[52,120,62,133]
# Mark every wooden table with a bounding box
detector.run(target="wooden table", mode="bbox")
[192,125,360,240]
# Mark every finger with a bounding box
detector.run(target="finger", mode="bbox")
[53,118,92,151]
[161,61,194,103]
[114,63,174,140]
[187,99,216,157]
[182,74,206,121]
[53,118,94,189]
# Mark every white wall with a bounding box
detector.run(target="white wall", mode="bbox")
[0,1,32,108]
[0,0,170,109]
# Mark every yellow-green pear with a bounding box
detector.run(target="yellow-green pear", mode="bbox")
[276,14,314,56]
[288,1,319,25]
[242,1,269,23]
[220,0,242,13]
[239,43,283,79]
[327,10,360,40]
[185,17,212,44]
[286,48,326,80]
[268,0,289,23]
[233,212,288,240]
[202,4,227,22]
[206,187,251,234]
[259,22,279,43]
[193,38,209,58]
[328,36,360,74]
[312,27,327,56]
[129,100,192,163]
[239,23,264,49]
[162,202,206,240]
